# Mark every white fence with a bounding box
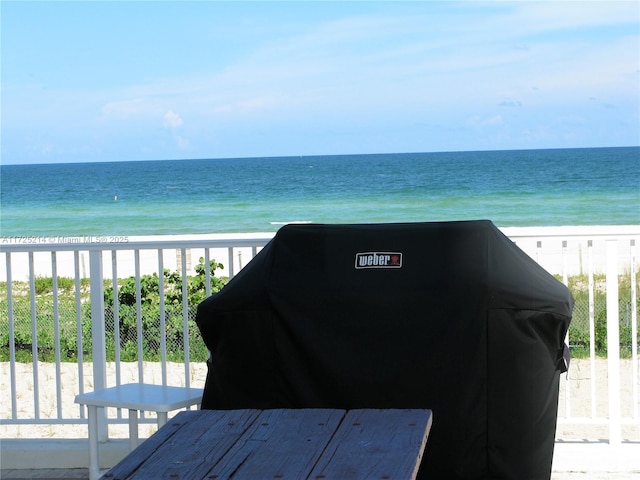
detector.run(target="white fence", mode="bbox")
[1,226,639,445]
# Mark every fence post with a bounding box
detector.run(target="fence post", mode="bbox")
[89,250,108,442]
[631,240,638,420]
[606,239,621,444]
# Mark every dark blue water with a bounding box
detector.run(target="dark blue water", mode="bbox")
[1,147,638,236]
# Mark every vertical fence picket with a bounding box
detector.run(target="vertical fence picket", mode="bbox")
[158,248,167,385]
[28,252,40,419]
[111,251,121,385]
[227,247,235,280]
[111,250,124,422]
[180,248,190,388]
[51,252,63,419]
[134,249,144,383]
[74,251,85,418]
[630,240,638,420]
[204,248,212,297]
[6,252,18,419]
[587,240,597,419]
[606,240,621,444]
[89,249,107,441]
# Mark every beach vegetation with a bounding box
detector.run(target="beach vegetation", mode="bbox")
[33,275,84,295]
[562,273,638,358]
[0,257,226,363]
[1,270,637,363]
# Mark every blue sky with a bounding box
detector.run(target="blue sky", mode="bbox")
[1,1,638,165]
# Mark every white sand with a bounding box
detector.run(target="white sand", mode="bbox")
[557,357,639,441]
[0,361,208,439]
[1,358,638,441]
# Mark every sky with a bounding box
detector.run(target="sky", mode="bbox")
[1,0,639,165]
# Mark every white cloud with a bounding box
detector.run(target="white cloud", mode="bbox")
[499,100,522,108]
[469,115,504,128]
[509,1,637,33]
[175,135,190,150]
[163,110,183,128]
[238,96,278,112]
[101,98,146,118]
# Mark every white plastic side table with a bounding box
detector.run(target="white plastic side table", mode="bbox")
[75,383,203,480]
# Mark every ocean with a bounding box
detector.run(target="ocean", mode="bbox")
[1,147,638,237]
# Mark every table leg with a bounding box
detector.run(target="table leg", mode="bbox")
[157,411,168,428]
[87,405,100,480]
[128,409,139,451]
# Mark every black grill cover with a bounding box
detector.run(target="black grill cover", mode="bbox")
[196,220,573,479]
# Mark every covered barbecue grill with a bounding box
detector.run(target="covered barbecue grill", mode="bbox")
[196,220,572,479]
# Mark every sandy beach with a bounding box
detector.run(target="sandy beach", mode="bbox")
[0,361,208,440]
[557,357,639,440]
[1,358,638,442]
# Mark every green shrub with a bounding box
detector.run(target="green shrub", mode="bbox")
[99,257,224,362]
[34,276,53,295]
[33,276,77,295]
[565,273,639,358]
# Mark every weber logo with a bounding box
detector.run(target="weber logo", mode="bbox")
[355,252,403,269]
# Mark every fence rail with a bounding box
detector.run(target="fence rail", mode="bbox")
[1,227,638,444]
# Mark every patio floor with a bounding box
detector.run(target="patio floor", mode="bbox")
[1,442,638,479]
[0,469,89,479]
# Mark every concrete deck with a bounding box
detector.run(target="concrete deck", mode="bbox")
[1,469,89,479]
[1,442,638,479]
[550,442,640,479]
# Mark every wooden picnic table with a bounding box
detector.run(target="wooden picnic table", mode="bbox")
[101,408,433,480]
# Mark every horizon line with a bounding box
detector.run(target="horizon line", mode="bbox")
[2,144,639,167]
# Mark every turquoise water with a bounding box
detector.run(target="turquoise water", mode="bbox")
[1,147,638,236]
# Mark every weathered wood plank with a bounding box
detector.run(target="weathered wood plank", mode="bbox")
[102,410,260,480]
[101,408,432,480]
[309,409,432,480]
[131,409,260,480]
[205,408,345,479]
[100,410,196,480]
